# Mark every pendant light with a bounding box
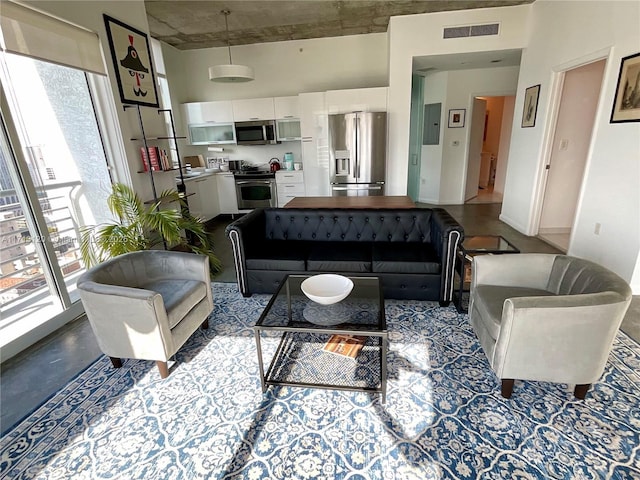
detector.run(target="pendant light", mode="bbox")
[208,9,254,82]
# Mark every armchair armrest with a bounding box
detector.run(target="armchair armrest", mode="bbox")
[430,208,464,302]
[78,284,174,361]
[493,292,631,384]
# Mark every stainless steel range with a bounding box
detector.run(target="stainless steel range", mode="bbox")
[234,171,277,209]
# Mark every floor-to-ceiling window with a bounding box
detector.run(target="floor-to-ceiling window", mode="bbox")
[0,54,114,358]
[0,1,115,361]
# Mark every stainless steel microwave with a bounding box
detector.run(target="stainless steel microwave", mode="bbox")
[234,120,278,145]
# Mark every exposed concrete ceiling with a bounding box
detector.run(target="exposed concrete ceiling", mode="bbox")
[145,0,535,50]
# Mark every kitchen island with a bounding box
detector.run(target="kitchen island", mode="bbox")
[283,195,415,209]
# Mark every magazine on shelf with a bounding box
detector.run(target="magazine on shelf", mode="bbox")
[322,334,367,359]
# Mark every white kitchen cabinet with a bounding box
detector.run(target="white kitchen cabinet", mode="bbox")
[182,101,236,145]
[299,92,330,196]
[187,124,236,145]
[185,175,220,222]
[276,170,305,207]
[274,96,300,119]
[232,98,275,122]
[276,119,301,141]
[216,172,239,215]
[325,87,388,114]
[182,101,234,124]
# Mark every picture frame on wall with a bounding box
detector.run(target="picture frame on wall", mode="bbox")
[103,15,159,108]
[610,52,640,123]
[448,109,466,128]
[521,84,540,128]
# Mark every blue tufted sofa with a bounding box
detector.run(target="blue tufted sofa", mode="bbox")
[225,207,464,304]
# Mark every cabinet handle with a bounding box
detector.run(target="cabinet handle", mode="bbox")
[283,115,294,118]
[249,117,259,120]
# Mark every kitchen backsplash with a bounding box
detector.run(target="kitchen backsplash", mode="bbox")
[182,143,302,170]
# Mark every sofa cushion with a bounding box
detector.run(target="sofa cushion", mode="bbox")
[473,285,553,340]
[307,242,372,272]
[142,279,208,329]
[372,243,441,274]
[245,240,307,271]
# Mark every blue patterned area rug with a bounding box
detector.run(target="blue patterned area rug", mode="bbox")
[2,283,639,479]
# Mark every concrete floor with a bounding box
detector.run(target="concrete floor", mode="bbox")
[1,204,638,434]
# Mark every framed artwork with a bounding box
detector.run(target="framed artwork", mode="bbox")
[610,52,640,123]
[103,15,159,108]
[521,84,540,128]
[448,109,466,128]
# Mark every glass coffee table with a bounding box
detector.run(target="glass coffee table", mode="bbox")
[454,235,520,313]
[254,275,388,403]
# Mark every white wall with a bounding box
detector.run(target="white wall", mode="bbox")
[500,0,640,284]
[420,71,448,203]
[387,5,530,196]
[494,96,515,195]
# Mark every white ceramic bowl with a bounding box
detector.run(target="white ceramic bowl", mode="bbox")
[301,274,354,305]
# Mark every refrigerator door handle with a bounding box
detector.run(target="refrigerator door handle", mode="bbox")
[355,115,360,179]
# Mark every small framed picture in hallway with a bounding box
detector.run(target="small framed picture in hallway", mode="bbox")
[521,84,540,128]
[448,109,466,128]
[610,52,640,123]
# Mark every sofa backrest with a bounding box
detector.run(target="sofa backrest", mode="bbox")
[547,255,632,299]
[263,208,435,243]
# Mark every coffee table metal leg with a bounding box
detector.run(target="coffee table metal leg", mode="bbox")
[381,335,387,404]
[254,329,266,392]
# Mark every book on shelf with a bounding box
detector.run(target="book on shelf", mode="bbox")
[322,334,367,359]
[140,146,162,172]
[140,146,173,171]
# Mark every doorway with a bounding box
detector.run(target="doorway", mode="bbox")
[537,59,606,252]
[465,95,515,204]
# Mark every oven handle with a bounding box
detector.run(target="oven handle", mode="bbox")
[235,180,273,185]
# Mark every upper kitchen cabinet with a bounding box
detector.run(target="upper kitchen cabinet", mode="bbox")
[182,101,235,145]
[274,96,300,119]
[325,87,388,114]
[275,96,301,141]
[183,101,234,124]
[232,97,275,122]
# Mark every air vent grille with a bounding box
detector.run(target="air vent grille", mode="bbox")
[443,23,499,39]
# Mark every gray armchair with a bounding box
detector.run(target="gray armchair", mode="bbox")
[469,254,631,399]
[77,250,213,378]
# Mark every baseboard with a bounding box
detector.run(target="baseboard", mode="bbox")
[498,213,528,235]
[419,196,440,204]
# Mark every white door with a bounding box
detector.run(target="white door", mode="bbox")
[538,59,606,252]
[465,98,487,201]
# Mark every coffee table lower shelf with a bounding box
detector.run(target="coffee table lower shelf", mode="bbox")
[256,330,387,403]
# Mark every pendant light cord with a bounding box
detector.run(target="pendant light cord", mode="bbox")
[222,10,233,64]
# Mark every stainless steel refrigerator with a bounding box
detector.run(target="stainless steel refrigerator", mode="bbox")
[328,111,387,196]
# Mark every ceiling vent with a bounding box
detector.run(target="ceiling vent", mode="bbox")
[443,23,499,39]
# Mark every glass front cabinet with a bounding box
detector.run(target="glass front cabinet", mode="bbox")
[188,123,236,145]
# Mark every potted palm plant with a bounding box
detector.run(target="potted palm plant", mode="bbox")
[80,183,222,274]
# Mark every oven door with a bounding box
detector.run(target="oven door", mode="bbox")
[235,179,276,209]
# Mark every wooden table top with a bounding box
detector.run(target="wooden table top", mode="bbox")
[283,195,416,209]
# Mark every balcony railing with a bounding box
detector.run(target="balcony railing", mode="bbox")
[0,181,84,310]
